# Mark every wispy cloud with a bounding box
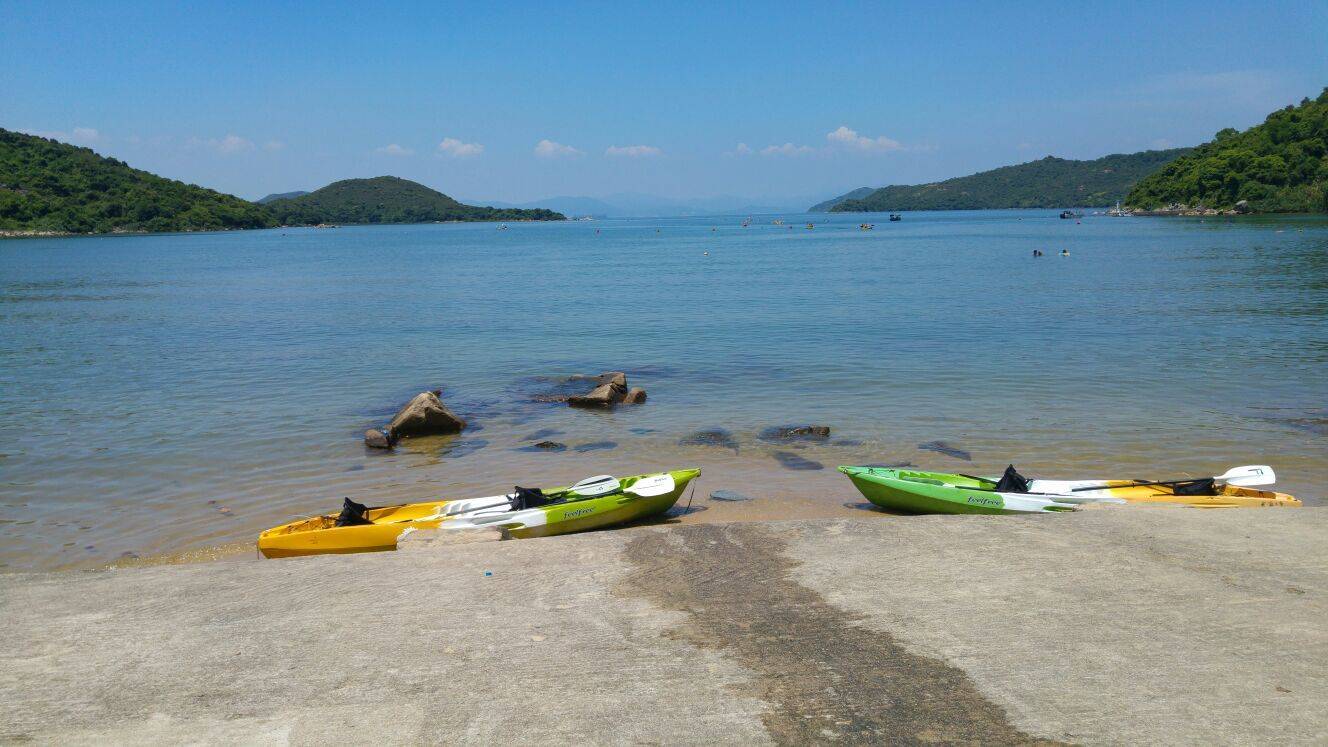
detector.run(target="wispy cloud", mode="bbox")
[188,134,255,154]
[606,144,662,158]
[826,125,902,153]
[437,137,483,158]
[374,143,414,156]
[534,139,583,158]
[760,142,814,157]
[727,142,754,157]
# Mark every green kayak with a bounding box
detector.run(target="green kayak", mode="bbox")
[838,466,1078,514]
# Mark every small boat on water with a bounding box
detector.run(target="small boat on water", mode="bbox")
[888,213,902,221]
[838,465,1300,515]
[258,468,700,558]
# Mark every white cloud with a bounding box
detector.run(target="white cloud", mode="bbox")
[826,125,902,153]
[534,139,583,158]
[264,140,286,152]
[760,142,814,157]
[605,144,662,158]
[24,126,105,146]
[188,134,255,154]
[374,143,415,156]
[729,142,753,156]
[437,137,484,158]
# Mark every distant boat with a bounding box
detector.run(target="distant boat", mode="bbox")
[1059,210,1080,219]
[889,214,902,222]
[859,223,874,230]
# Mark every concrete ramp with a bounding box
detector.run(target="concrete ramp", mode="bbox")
[2,508,1324,744]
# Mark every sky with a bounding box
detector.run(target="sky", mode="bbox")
[3,1,1326,203]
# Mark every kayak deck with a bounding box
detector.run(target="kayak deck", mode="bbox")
[258,468,700,558]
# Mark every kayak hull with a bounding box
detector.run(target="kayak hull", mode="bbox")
[838,467,1077,515]
[258,468,700,558]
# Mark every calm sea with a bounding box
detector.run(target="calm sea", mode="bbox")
[1,210,1325,570]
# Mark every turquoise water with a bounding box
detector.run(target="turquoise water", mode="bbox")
[2,210,1325,569]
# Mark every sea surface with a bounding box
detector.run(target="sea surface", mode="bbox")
[2,210,1325,570]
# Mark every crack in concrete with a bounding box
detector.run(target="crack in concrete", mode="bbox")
[619,523,1063,745]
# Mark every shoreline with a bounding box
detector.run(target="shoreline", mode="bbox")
[3,508,1323,742]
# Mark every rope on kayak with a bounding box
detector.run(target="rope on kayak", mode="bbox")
[679,477,699,517]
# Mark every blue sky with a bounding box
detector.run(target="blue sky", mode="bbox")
[3,1,1326,203]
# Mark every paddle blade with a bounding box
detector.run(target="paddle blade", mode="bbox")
[624,473,675,498]
[567,475,622,497]
[1217,465,1275,487]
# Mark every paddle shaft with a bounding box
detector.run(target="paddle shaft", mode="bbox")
[1071,477,1208,493]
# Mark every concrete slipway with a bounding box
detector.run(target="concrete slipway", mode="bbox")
[1,508,1324,744]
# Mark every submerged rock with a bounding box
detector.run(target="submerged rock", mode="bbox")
[572,441,618,452]
[772,451,825,471]
[679,428,739,452]
[758,425,831,443]
[917,440,972,461]
[622,387,648,404]
[710,489,755,502]
[388,391,467,438]
[515,440,567,453]
[364,428,394,449]
[440,439,489,459]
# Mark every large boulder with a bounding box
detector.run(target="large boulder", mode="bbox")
[568,380,627,408]
[387,391,466,438]
[1234,200,1252,214]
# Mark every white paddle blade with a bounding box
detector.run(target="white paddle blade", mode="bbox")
[1217,465,1276,487]
[568,475,621,497]
[624,473,675,498]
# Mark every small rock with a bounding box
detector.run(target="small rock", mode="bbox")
[917,440,972,461]
[772,451,824,471]
[622,387,648,404]
[387,391,466,438]
[515,440,567,453]
[364,428,393,449]
[710,489,755,502]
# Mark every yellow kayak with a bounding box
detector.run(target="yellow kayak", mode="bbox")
[258,469,699,559]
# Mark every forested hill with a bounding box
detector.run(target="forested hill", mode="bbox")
[1126,89,1328,213]
[809,187,874,212]
[827,148,1192,212]
[263,176,565,224]
[0,128,275,234]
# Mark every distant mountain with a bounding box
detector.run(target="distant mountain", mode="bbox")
[829,148,1194,212]
[264,176,564,224]
[256,190,308,204]
[0,128,275,234]
[465,192,817,217]
[1127,89,1328,213]
[809,187,875,212]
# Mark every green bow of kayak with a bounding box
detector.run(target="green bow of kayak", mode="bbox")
[838,466,1076,515]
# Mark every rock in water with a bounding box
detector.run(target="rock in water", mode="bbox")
[568,381,627,408]
[678,429,740,452]
[387,391,466,438]
[516,440,567,452]
[622,387,648,404]
[758,425,831,443]
[364,428,393,449]
[917,440,972,461]
[710,489,755,502]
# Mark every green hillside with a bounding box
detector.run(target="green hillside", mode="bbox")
[829,148,1192,212]
[264,176,564,224]
[1126,89,1328,213]
[809,187,875,212]
[256,190,308,204]
[0,128,275,234]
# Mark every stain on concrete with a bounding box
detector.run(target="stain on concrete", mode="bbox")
[619,524,1060,745]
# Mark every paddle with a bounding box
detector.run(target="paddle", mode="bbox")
[1070,465,1275,493]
